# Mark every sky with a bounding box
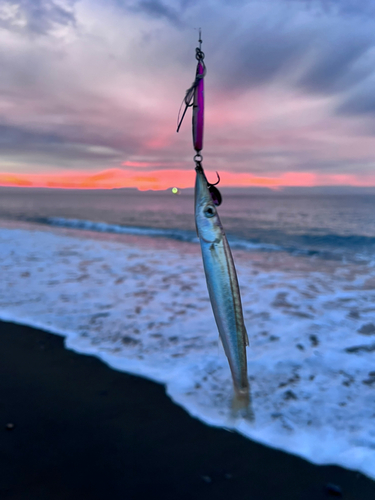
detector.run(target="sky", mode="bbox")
[1,0,375,190]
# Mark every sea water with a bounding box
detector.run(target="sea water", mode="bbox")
[0,186,375,479]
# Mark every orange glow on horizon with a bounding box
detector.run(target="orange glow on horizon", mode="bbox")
[1,168,375,190]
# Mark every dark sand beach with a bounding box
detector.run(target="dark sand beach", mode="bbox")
[1,320,375,500]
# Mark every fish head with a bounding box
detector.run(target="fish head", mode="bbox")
[195,167,223,243]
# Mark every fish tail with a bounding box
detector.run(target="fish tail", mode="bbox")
[231,387,255,421]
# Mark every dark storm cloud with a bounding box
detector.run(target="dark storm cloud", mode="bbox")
[0,0,76,34]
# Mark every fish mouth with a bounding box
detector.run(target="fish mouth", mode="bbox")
[195,167,211,208]
[195,165,222,207]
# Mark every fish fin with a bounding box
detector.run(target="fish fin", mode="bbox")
[231,388,254,422]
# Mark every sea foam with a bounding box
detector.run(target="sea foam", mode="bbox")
[1,225,375,479]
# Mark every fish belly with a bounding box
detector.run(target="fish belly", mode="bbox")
[199,237,248,393]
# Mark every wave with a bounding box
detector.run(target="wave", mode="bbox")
[296,233,375,248]
[40,217,198,243]
[27,217,375,263]
[34,217,284,253]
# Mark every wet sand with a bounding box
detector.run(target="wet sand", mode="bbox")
[1,320,374,500]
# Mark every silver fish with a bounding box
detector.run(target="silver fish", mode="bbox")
[195,165,252,416]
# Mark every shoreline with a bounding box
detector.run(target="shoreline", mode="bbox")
[1,320,375,499]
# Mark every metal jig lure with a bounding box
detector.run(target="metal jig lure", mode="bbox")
[177,30,222,206]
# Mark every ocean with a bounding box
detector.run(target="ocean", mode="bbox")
[0,186,375,479]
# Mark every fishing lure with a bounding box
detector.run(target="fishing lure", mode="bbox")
[177,30,222,207]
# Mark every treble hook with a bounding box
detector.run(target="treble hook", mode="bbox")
[176,30,206,135]
[208,171,220,187]
[195,160,222,206]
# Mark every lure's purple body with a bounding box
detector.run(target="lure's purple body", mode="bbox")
[193,62,204,153]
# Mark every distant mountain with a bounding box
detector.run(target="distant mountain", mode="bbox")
[179,185,375,196]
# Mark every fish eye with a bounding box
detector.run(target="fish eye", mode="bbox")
[204,205,216,218]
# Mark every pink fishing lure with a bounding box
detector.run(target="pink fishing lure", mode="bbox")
[193,61,204,153]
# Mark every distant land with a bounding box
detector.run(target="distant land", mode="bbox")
[143,185,375,196]
[217,186,375,196]
[1,185,375,195]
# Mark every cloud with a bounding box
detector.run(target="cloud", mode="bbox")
[216,26,310,91]
[0,0,76,34]
[0,123,126,171]
[128,0,183,26]
[1,0,375,185]
[336,75,375,116]
[297,36,372,94]
[205,1,375,99]
[297,0,375,17]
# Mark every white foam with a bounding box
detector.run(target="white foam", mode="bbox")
[1,225,375,480]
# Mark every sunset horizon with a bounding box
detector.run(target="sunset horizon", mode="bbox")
[1,168,375,191]
[2,2,375,191]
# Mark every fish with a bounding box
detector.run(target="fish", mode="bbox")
[194,165,252,417]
